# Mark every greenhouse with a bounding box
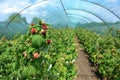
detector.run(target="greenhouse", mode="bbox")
[0,0,120,80]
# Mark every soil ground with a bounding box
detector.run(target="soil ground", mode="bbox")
[74,36,100,80]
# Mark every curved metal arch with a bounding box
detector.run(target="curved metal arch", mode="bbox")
[46,16,67,24]
[48,15,88,27]
[68,17,88,23]
[6,0,48,26]
[81,0,120,20]
[68,15,99,27]
[2,0,48,37]
[42,13,66,22]
[60,0,70,26]
[68,14,103,26]
[68,14,106,28]
[44,12,92,23]
[5,0,113,27]
[67,13,95,22]
[44,12,92,22]
[66,9,109,28]
[52,18,86,25]
[42,9,103,26]
[45,15,67,24]
[43,12,91,27]
[40,8,108,28]
[2,0,116,36]
[60,0,109,27]
[68,19,88,25]
[67,14,90,23]
[47,15,87,26]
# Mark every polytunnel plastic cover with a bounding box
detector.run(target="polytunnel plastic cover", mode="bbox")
[0,0,120,38]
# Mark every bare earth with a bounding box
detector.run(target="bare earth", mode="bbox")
[74,36,100,80]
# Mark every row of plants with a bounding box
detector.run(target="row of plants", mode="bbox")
[0,20,77,80]
[76,28,120,80]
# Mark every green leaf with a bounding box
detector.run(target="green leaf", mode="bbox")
[32,34,44,48]
[22,66,36,78]
[27,47,35,54]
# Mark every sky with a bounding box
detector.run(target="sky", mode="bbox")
[0,0,120,24]
[0,0,47,22]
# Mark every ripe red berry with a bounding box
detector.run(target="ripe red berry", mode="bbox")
[47,40,51,44]
[40,29,46,36]
[42,32,46,35]
[42,25,47,30]
[31,22,34,26]
[41,31,46,36]
[31,28,36,34]
[33,53,39,58]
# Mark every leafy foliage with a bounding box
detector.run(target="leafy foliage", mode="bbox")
[0,20,77,80]
[76,28,120,79]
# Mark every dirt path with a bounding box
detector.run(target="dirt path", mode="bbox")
[75,36,100,80]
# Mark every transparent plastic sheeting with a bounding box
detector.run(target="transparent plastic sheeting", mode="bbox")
[21,0,120,26]
[1,0,120,38]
